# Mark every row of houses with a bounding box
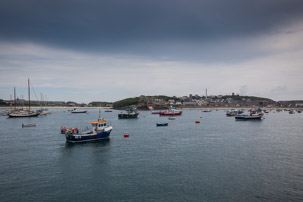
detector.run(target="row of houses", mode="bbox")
[145,95,302,108]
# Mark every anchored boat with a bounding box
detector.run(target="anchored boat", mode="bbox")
[8,79,40,118]
[65,119,112,143]
[22,123,38,127]
[235,113,263,120]
[118,108,139,119]
[156,123,168,127]
[159,109,182,116]
[71,108,87,113]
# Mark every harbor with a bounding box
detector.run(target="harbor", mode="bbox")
[0,108,303,201]
[1,0,303,201]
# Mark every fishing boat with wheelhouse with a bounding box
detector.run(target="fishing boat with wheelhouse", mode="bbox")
[118,108,139,119]
[65,118,112,143]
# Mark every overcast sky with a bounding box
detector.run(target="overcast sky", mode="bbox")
[0,0,303,103]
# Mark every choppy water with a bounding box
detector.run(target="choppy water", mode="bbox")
[0,109,303,201]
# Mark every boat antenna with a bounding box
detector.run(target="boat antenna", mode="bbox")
[98,109,101,121]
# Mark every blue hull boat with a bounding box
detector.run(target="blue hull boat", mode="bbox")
[65,113,113,143]
[66,129,112,143]
[235,114,263,120]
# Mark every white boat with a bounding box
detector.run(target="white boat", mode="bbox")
[71,108,87,113]
[22,123,38,127]
[235,113,263,120]
[202,109,212,112]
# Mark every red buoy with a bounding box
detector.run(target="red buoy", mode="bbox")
[195,121,200,123]
[124,134,129,138]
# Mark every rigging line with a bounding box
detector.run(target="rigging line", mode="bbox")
[29,80,40,101]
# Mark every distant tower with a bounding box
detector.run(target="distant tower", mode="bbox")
[205,89,208,99]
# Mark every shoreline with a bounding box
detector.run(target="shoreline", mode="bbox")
[1,106,302,110]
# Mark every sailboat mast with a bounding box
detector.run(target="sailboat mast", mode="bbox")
[28,78,30,111]
[14,87,16,110]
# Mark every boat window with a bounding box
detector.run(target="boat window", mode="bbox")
[93,124,97,127]
[104,123,107,126]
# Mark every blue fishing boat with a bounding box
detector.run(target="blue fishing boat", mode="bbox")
[65,112,112,143]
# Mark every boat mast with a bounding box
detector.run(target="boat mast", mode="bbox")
[14,87,16,111]
[28,78,30,111]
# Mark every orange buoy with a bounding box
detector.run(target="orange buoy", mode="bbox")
[124,134,129,138]
[195,121,200,123]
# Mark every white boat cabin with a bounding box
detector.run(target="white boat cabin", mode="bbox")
[89,119,109,132]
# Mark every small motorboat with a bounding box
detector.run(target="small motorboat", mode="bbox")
[71,108,87,113]
[159,110,182,116]
[235,114,263,120]
[168,117,176,120]
[22,123,38,127]
[156,123,168,127]
[202,109,212,112]
[105,108,112,112]
[289,110,295,114]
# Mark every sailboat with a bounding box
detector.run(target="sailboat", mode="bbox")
[8,79,40,118]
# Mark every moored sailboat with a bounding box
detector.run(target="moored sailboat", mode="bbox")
[8,79,40,118]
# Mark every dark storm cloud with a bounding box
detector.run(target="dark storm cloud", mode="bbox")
[1,0,303,59]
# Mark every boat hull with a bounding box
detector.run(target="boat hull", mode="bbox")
[71,111,87,113]
[22,123,38,127]
[118,113,139,119]
[157,123,168,126]
[159,112,182,116]
[235,115,263,120]
[8,112,40,118]
[66,129,112,143]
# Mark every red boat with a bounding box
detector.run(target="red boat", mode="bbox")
[159,110,182,116]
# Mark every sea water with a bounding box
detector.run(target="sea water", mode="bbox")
[0,109,302,201]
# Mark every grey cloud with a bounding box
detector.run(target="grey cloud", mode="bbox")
[0,0,303,61]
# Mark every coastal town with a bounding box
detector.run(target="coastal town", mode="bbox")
[1,92,303,110]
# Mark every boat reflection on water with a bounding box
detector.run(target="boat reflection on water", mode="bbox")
[64,138,111,148]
